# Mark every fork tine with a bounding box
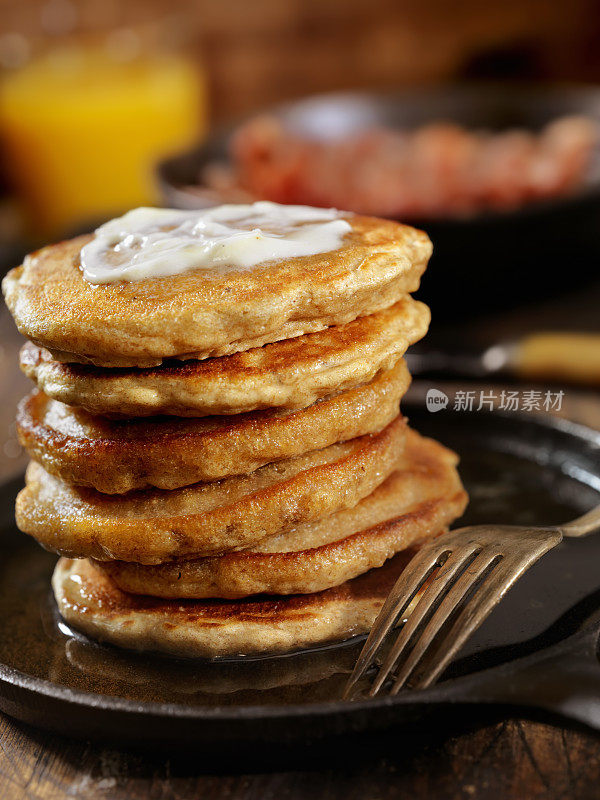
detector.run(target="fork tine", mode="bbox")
[408,542,557,691]
[342,540,456,699]
[369,547,497,696]
[388,548,503,694]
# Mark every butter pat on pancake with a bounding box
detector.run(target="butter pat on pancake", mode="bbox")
[16,417,405,563]
[20,298,429,417]
[17,361,410,493]
[98,429,468,598]
[53,551,420,658]
[3,213,432,367]
[80,204,354,283]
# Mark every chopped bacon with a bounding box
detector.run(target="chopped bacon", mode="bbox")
[203,114,598,218]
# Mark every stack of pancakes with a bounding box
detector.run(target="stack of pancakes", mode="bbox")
[3,211,468,658]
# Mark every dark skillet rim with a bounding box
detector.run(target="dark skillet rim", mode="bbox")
[156,82,600,226]
[0,408,598,722]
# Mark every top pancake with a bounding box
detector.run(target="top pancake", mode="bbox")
[2,214,432,367]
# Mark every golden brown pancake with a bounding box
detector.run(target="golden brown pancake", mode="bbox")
[17,360,410,493]
[16,417,405,564]
[3,215,432,367]
[19,297,429,417]
[53,550,420,658]
[98,429,468,598]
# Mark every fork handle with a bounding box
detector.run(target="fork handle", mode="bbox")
[425,625,600,731]
[561,504,600,538]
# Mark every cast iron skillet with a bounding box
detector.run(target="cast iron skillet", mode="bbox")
[157,84,600,317]
[0,406,599,747]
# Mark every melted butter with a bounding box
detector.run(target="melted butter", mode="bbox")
[80,201,352,284]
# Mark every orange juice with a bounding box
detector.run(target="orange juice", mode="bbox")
[0,46,206,237]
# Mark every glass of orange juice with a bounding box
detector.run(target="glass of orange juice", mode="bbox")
[0,19,206,238]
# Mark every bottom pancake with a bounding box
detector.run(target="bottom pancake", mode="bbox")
[53,550,420,659]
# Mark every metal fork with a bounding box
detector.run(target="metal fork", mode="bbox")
[343,505,600,699]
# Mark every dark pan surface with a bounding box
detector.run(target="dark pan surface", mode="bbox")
[0,406,598,744]
[158,85,600,316]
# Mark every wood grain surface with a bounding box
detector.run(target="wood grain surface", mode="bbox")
[0,715,599,800]
[0,299,599,800]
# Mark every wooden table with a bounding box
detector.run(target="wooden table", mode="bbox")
[0,301,599,800]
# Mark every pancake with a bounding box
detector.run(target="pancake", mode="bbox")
[52,550,420,658]
[19,297,429,417]
[98,429,468,598]
[16,417,405,564]
[17,360,410,493]
[3,215,432,368]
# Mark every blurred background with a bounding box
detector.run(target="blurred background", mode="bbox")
[3,0,600,241]
[0,0,598,463]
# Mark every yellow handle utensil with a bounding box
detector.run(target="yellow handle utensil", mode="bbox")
[514,333,600,386]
